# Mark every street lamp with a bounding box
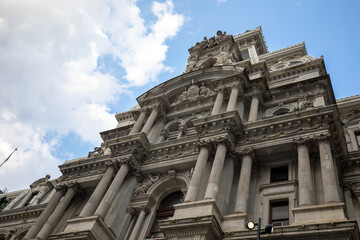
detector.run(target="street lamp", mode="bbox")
[246,218,273,240]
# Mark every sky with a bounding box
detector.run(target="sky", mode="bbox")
[0,0,359,191]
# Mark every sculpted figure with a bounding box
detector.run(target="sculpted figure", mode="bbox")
[200,82,211,96]
[185,55,198,73]
[88,146,104,158]
[208,36,218,48]
[133,174,161,197]
[215,46,236,65]
[177,87,188,102]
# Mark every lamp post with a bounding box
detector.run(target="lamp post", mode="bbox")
[246,218,273,240]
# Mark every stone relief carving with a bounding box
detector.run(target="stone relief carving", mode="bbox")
[215,45,236,66]
[176,80,213,103]
[133,173,162,197]
[185,55,199,73]
[298,93,315,111]
[185,30,238,73]
[269,55,315,72]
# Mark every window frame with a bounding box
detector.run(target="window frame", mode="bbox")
[269,199,289,226]
[270,165,289,183]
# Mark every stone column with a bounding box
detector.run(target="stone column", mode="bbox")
[318,135,340,203]
[36,183,77,240]
[141,107,159,135]
[204,140,227,199]
[79,161,116,217]
[234,149,253,213]
[177,126,185,139]
[295,138,314,206]
[95,161,130,218]
[185,142,210,202]
[24,186,65,239]
[226,85,240,112]
[129,109,147,135]
[211,88,225,115]
[248,93,260,122]
[18,190,33,207]
[128,207,149,240]
[33,188,50,205]
[238,100,245,120]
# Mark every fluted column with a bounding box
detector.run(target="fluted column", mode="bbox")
[95,161,130,218]
[185,142,210,202]
[226,85,240,112]
[79,161,116,217]
[211,88,225,115]
[295,138,314,206]
[128,207,149,240]
[129,109,147,135]
[318,135,340,203]
[24,186,65,239]
[204,140,227,199]
[141,107,159,135]
[36,183,77,240]
[234,149,253,213]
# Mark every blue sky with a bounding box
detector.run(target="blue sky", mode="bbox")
[0,0,359,191]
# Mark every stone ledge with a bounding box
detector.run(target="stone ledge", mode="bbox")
[173,199,223,224]
[222,212,248,232]
[58,216,115,240]
[292,202,346,224]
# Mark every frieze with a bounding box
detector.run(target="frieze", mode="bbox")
[147,142,199,164]
[241,110,334,144]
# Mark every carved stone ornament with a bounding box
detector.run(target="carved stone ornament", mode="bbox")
[176,80,213,103]
[87,146,104,158]
[314,133,331,143]
[293,137,312,148]
[133,173,162,197]
[238,147,254,157]
[214,45,236,66]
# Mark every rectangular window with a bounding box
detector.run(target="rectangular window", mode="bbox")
[356,132,360,148]
[240,49,250,60]
[270,200,289,226]
[270,166,288,183]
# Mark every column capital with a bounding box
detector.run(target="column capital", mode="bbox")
[105,160,118,169]
[126,207,137,215]
[54,183,66,192]
[314,133,331,143]
[197,138,213,149]
[215,86,227,94]
[293,137,312,148]
[211,135,230,148]
[238,147,254,158]
[229,82,243,93]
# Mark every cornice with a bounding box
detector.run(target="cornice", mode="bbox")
[259,42,307,61]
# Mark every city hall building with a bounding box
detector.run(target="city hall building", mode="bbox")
[1,27,360,240]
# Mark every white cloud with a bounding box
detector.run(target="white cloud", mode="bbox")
[0,0,184,191]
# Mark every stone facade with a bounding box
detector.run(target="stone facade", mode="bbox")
[1,27,360,240]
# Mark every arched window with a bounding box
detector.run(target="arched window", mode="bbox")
[166,122,181,141]
[185,120,196,137]
[148,191,184,238]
